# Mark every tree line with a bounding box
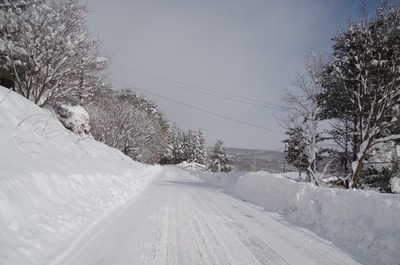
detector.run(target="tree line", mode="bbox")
[282,1,400,191]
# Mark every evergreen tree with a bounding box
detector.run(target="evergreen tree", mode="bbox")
[283,126,308,179]
[162,124,185,164]
[183,129,207,164]
[326,120,354,175]
[162,126,206,165]
[162,126,175,164]
[323,3,400,187]
[209,140,231,172]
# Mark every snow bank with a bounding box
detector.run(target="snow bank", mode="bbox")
[0,87,161,265]
[199,170,400,265]
[199,171,242,189]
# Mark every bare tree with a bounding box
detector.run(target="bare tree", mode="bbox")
[282,53,327,185]
[0,0,108,106]
[87,88,167,164]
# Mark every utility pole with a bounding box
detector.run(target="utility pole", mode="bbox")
[253,151,256,172]
[283,143,288,173]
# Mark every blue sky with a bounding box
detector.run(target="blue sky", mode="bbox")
[82,0,381,150]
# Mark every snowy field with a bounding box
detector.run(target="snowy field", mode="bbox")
[198,171,400,265]
[0,87,161,264]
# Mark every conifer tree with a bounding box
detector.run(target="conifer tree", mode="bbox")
[283,126,308,179]
[209,140,231,172]
[324,3,400,187]
[162,124,185,164]
[183,129,207,164]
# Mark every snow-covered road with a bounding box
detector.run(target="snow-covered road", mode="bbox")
[53,166,361,265]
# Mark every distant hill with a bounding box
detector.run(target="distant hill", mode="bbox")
[226,147,285,173]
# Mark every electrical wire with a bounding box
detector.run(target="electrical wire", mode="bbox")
[104,75,285,135]
[109,64,284,111]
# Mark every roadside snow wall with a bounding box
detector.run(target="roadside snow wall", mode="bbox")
[0,87,161,265]
[199,171,243,188]
[199,171,400,265]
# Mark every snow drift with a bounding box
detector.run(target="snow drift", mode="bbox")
[0,87,161,265]
[199,171,400,265]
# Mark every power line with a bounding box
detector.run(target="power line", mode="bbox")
[109,65,280,109]
[109,64,284,111]
[104,76,284,135]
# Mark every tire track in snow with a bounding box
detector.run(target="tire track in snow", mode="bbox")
[51,167,361,265]
[196,188,357,265]
[193,189,288,265]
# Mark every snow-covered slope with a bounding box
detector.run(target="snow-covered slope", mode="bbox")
[199,171,400,265]
[0,87,161,265]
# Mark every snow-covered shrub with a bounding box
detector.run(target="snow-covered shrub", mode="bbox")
[52,104,90,136]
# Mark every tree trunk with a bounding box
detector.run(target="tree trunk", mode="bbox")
[351,138,373,188]
[351,158,363,188]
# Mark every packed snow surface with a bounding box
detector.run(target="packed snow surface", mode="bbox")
[53,167,361,265]
[199,171,400,265]
[0,87,161,264]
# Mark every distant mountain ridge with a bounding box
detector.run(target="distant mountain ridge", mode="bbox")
[226,147,284,173]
